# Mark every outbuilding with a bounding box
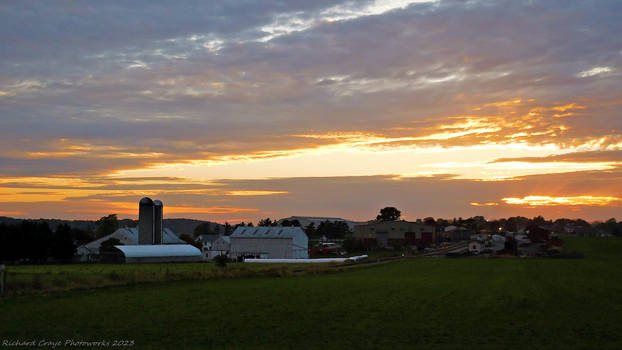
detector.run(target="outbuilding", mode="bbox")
[114,244,202,263]
[230,226,308,259]
[468,240,484,254]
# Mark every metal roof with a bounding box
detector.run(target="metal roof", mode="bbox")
[114,244,201,258]
[81,227,185,250]
[231,226,305,239]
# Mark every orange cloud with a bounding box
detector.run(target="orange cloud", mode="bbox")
[470,202,499,207]
[225,190,289,196]
[501,195,622,206]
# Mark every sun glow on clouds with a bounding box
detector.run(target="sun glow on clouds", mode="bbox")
[470,202,499,207]
[225,190,289,196]
[81,200,259,217]
[502,196,622,207]
[258,0,438,42]
[576,66,614,78]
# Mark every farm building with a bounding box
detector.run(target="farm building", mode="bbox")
[197,234,220,251]
[442,226,471,241]
[76,227,186,262]
[230,226,308,259]
[203,236,231,260]
[114,245,202,263]
[468,240,484,254]
[353,220,436,247]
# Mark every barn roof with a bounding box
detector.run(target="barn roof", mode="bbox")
[114,244,201,258]
[231,226,305,239]
[81,227,185,250]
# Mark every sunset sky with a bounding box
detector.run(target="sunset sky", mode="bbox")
[1,0,621,223]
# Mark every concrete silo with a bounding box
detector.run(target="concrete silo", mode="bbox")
[138,197,155,245]
[153,200,163,244]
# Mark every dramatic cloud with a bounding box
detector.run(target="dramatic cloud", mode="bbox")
[0,0,621,221]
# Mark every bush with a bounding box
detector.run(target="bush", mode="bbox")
[107,271,121,281]
[213,254,229,267]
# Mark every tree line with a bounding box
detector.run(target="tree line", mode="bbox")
[0,221,92,263]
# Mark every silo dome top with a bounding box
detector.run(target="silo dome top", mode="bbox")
[153,200,163,206]
[139,197,154,205]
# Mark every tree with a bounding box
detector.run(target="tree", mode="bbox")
[50,223,76,261]
[258,218,273,227]
[224,222,232,235]
[179,233,200,248]
[304,222,316,238]
[27,221,52,262]
[282,219,301,227]
[99,237,123,262]
[376,207,401,222]
[96,214,119,239]
[316,221,351,239]
[423,217,436,226]
[213,254,228,267]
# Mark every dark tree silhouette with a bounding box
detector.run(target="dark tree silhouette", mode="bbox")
[95,214,119,238]
[376,207,401,222]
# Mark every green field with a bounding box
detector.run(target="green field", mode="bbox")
[1,236,622,349]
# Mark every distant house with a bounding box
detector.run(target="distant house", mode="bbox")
[230,226,308,259]
[197,234,220,251]
[204,236,231,260]
[353,221,436,248]
[75,227,185,262]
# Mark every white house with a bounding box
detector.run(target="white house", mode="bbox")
[204,236,231,260]
[230,226,308,259]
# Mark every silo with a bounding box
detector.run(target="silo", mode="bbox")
[153,200,163,244]
[138,197,154,245]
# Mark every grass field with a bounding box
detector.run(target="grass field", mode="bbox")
[1,236,622,349]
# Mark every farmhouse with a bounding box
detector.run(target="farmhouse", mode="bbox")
[204,236,231,259]
[230,226,309,259]
[353,220,436,247]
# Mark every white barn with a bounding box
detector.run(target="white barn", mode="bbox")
[230,226,308,259]
[76,227,185,262]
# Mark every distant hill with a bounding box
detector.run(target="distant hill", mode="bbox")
[0,216,97,232]
[0,216,223,237]
[277,216,367,230]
